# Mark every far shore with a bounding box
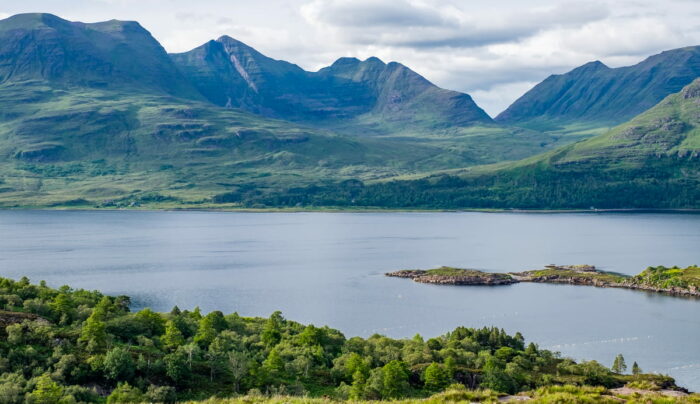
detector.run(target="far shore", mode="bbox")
[1,205,700,214]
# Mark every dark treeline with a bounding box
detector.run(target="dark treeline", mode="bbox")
[213,157,700,210]
[0,277,674,403]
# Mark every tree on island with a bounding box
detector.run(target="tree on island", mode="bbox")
[612,354,627,374]
[632,361,642,375]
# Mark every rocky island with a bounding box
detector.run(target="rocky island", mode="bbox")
[386,266,517,285]
[387,265,700,298]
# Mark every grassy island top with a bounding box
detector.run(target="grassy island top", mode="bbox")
[417,267,513,279]
[0,275,690,403]
[513,265,629,283]
[632,265,700,289]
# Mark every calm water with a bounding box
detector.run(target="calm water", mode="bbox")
[0,211,699,390]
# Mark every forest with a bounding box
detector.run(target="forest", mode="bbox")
[0,276,686,403]
[212,157,700,210]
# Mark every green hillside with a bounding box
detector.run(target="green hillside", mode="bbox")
[0,13,570,208]
[0,80,562,208]
[497,46,700,130]
[240,79,700,209]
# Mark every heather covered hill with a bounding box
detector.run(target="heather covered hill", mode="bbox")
[496,46,700,129]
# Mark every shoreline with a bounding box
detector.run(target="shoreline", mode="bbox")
[1,206,700,214]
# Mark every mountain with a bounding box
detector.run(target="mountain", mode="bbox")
[496,46,700,129]
[247,79,700,209]
[0,14,561,208]
[0,13,200,98]
[171,37,492,132]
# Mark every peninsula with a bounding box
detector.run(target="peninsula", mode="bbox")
[386,265,700,298]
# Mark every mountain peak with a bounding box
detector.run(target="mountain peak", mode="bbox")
[216,35,254,49]
[364,56,385,65]
[330,57,361,67]
[0,13,199,98]
[0,12,71,31]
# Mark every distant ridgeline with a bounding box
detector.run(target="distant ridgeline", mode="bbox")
[0,276,694,403]
[0,13,698,209]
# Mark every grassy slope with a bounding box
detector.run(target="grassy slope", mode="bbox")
[632,266,700,289]
[250,79,700,209]
[516,269,628,284]
[0,79,569,208]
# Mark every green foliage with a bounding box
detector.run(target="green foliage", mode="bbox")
[103,347,136,381]
[106,383,144,404]
[381,360,410,398]
[422,362,451,391]
[25,375,72,404]
[0,276,672,402]
[632,266,700,289]
[632,361,642,375]
[612,354,627,374]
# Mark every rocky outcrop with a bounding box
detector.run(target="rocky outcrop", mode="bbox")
[385,269,517,286]
[0,310,49,329]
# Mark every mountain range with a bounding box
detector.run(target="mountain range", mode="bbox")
[0,12,697,209]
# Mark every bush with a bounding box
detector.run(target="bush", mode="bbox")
[145,385,176,403]
[106,383,144,404]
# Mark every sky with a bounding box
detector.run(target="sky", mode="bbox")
[1,0,699,116]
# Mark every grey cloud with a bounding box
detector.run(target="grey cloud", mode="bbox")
[309,0,454,28]
[304,0,610,48]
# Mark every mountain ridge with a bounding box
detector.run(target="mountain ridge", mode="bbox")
[497,46,700,128]
[171,35,493,131]
[0,13,201,99]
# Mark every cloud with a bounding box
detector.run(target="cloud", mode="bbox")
[470,81,540,117]
[559,16,687,57]
[302,0,450,28]
[301,0,610,48]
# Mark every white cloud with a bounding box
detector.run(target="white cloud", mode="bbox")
[471,81,540,117]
